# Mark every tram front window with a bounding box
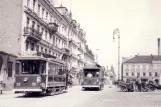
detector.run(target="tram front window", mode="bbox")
[21,60,46,74]
[84,69,100,78]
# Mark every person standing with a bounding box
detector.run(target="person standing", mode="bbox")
[109,79,112,88]
[136,76,141,92]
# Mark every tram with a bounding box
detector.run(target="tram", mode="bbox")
[81,64,105,90]
[14,55,68,96]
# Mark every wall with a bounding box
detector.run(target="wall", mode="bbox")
[0,0,23,56]
[0,53,17,90]
[123,63,160,81]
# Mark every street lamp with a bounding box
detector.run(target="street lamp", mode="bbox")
[113,28,120,80]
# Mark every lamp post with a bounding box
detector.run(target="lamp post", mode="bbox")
[113,28,120,80]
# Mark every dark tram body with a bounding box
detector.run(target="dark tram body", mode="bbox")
[81,64,105,90]
[14,56,68,95]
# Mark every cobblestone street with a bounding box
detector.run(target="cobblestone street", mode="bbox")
[1,85,161,107]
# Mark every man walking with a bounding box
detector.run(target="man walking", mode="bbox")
[136,76,141,92]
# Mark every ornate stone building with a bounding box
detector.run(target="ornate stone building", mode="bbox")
[0,0,94,88]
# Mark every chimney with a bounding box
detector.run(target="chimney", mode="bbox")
[158,38,160,56]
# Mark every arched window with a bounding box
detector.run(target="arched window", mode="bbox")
[0,56,3,72]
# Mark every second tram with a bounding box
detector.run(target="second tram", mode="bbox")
[14,56,68,96]
[81,64,105,90]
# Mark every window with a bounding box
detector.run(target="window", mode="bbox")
[45,31,47,40]
[33,0,36,11]
[53,36,55,45]
[49,50,51,54]
[42,8,44,18]
[41,28,44,34]
[36,45,39,52]
[149,72,152,76]
[137,72,140,76]
[37,25,40,32]
[126,73,128,76]
[32,21,35,29]
[46,12,48,21]
[26,40,29,51]
[15,63,20,74]
[143,72,146,76]
[41,47,43,52]
[27,0,30,7]
[132,72,134,76]
[155,72,158,76]
[26,17,30,27]
[45,49,47,53]
[31,42,34,51]
[38,4,40,15]
[8,62,13,77]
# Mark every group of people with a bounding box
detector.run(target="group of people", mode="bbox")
[127,76,158,92]
[87,72,99,78]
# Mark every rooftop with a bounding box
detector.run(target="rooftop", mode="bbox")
[124,55,161,63]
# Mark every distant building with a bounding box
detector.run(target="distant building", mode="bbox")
[122,55,161,83]
[104,66,116,84]
[84,45,95,66]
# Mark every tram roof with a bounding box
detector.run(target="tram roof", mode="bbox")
[83,66,100,70]
[17,56,47,61]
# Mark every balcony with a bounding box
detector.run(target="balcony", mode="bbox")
[48,22,58,34]
[69,38,78,46]
[61,48,71,56]
[24,27,42,41]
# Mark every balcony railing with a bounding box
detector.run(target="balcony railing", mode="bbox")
[48,22,58,34]
[24,27,42,41]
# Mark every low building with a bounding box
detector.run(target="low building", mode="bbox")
[122,55,161,83]
[0,51,17,90]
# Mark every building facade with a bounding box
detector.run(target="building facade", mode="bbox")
[84,45,95,66]
[0,0,94,89]
[122,55,161,84]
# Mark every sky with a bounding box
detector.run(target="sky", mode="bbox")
[53,0,161,76]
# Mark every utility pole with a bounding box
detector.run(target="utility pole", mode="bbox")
[113,28,120,80]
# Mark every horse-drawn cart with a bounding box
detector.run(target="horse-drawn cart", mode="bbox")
[118,81,134,92]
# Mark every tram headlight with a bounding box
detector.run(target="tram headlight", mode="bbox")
[32,82,36,86]
[16,83,21,86]
[37,77,41,83]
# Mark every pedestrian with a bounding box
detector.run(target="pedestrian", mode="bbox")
[0,81,3,94]
[87,72,93,78]
[109,79,112,88]
[136,76,141,92]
